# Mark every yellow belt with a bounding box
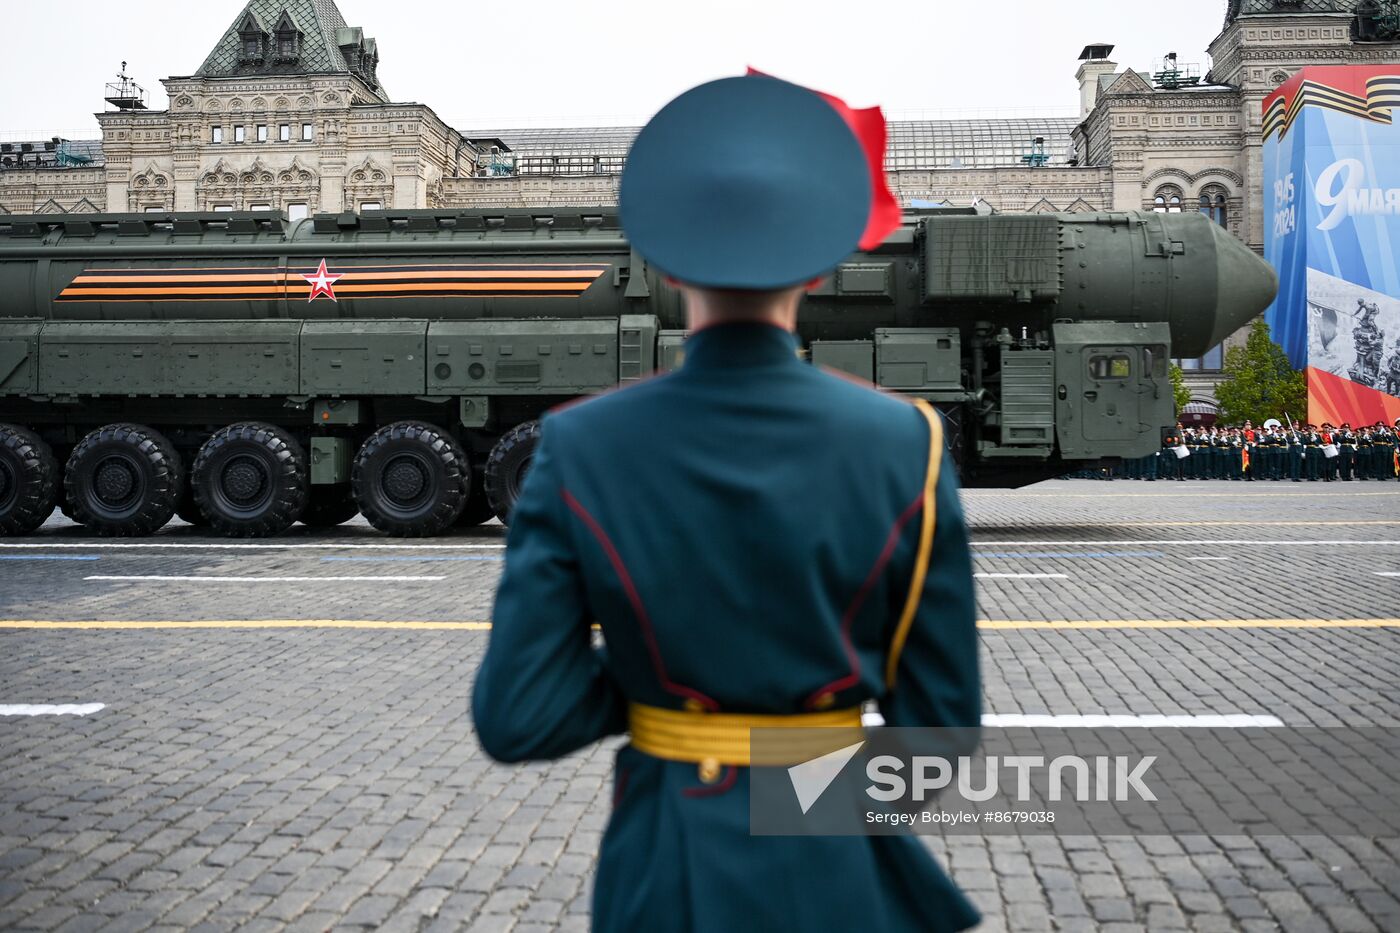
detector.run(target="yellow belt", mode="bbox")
[628,702,864,779]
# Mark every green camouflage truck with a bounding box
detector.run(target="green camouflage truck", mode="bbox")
[0,206,1274,537]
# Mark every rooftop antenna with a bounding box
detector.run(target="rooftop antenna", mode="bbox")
[104,61,148,111]
[1020,136,1049,167]
[1153,51,1202,90]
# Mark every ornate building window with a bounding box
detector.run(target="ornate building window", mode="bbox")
[1152,184,1184,213]
[273,11,303,63]
[211,126,223,144]
[1199,185,1228,226]
[237,12,268,64]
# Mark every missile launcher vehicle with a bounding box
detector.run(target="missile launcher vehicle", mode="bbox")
[0,206,1276,537]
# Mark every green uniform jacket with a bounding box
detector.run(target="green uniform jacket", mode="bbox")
[474,323,981,933]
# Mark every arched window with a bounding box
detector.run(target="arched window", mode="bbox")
[1151,185,1184,213]
[1198,185,1228,226]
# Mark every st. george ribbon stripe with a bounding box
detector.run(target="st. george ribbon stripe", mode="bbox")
[62,263,612,276]
[56,263,610,301]
[60,278,603,290]
[1266,74,1400,138]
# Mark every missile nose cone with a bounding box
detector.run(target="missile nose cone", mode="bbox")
[1210,222,1278,350]
[1165,217,1280,359]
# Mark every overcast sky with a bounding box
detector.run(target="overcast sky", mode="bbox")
[5,0,1230,136]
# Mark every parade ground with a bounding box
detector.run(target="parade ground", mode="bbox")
[2,479,1399,933]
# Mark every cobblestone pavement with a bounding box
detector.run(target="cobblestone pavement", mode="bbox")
[1,480,1398,931]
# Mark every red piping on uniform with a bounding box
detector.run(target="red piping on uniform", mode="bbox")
[561,488,719,711]
[683,766,738,798]
[803,489,925,709]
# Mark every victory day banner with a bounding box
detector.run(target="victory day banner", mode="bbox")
[1263,65,1400,427]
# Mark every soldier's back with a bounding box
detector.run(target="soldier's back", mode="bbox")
[543,323,941,712]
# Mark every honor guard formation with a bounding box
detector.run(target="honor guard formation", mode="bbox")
[1114,419,1400,481]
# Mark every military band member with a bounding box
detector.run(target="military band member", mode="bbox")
[1378,422,1399,480]
[1320,423,1336,482]
[1304,424,1322,481]
[1213,427,1231,480]
[1164,429,1185,480]
[474,75,981,932]
[1270,426,1281,480]
[1188,427,1202,479]
[1248,420,1260,479]
[1289,421,1306,482]
[1337,423,1356,481]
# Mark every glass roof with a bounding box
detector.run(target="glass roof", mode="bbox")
[470,117,1081,175]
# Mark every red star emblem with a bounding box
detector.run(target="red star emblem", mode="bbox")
[302,259,343,302]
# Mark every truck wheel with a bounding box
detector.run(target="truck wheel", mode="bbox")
[484,421,540,525]
[65,423,182,536]
[192,423,307,538]
[352,421,468,536]
[300,484,360,528]
[455,478,497,527]
[0,424,59,535]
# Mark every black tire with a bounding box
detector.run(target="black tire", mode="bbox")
[192,423,308,538]
[484,420,540,525]
[0,424,59,535]
[455,476,498,527]
[300,484,360,528]
[64,423,182,536]
[351,421,468,536]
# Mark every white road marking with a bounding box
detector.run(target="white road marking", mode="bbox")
[84,575,446,583]
[1376,572,1400,577]
[974,572,1069,579]
[981,713,1285,728]
[0,703,105,716]
[860,712,1285,728]
[1,542,504,551]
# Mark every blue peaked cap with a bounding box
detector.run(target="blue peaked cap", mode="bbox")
[619,75,872,290]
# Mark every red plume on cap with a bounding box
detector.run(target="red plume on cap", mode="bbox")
[747,68,900,251]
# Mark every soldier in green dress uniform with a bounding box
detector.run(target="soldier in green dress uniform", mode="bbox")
[1304,424,1323,481]
[1288,421,1305,482]
[1379,422,1399,479]
[473,74,981,933]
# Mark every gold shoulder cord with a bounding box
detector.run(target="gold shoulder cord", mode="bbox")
[884,399,944,688]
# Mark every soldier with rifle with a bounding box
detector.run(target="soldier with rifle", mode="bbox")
[1349,299,1384,388]
[1385,339,1400,397]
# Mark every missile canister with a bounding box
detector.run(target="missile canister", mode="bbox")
[0,206,1275,537]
